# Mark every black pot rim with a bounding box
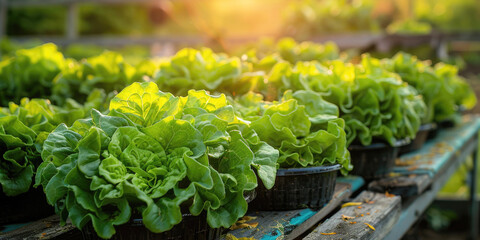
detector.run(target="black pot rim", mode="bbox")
[348,138,409,150]
[419,123,437,131]
[276,164,341,176]
[394,138,410,147]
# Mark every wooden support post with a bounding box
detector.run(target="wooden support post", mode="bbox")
[65,2,78,42]
[0,0,7,41]
[469,146,478,240]
[436,39,449,61]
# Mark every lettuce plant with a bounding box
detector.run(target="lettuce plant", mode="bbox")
[0,98,85,196]
[0,44,152,113]
[35,82,278,239]
[272,38,340,64]
[153,48,242,96]
[257,56,426,147]
[384,52,476,123]
[282,0,380,37]
[434,63,477,114]
[323,57,426,146]
[51,51,142,110]
[231,90,351,175]
[236,38,341,94]
[0,44,67,106]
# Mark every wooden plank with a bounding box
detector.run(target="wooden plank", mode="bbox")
[304,191,401,240]
[469,146,479,240]
[310,33,383,50]
[222,209,306,239]
[368,174,431,198]
[0,215,81,240]
[285,183,351,240]
[65,2,78,40]
[5,31,480,51]
[222,183,352,240]
[9,35,205,47]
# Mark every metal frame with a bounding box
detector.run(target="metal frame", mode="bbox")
[384,134,479,240]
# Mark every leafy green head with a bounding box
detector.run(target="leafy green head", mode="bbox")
[0,98,85,196]
[36,82,278,238]
[232,90,351,175]
[154,48,242,96]
[385,52,476,123]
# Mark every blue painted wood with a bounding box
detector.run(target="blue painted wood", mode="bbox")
[1,222,30,233]
[257,209,316,240]
[394,116,480,176]
[337,176,365,192]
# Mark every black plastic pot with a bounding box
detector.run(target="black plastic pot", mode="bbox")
[438,119,456,129]
[250,164,341,211]
[348,139,408,180]
[399,123,437,155]
[0,187,54,225]
[427,126,439,139]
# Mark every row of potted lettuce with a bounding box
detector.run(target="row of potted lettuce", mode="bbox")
[0,39,476,238]
[1,39,474,144]
[0,82,347,238]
